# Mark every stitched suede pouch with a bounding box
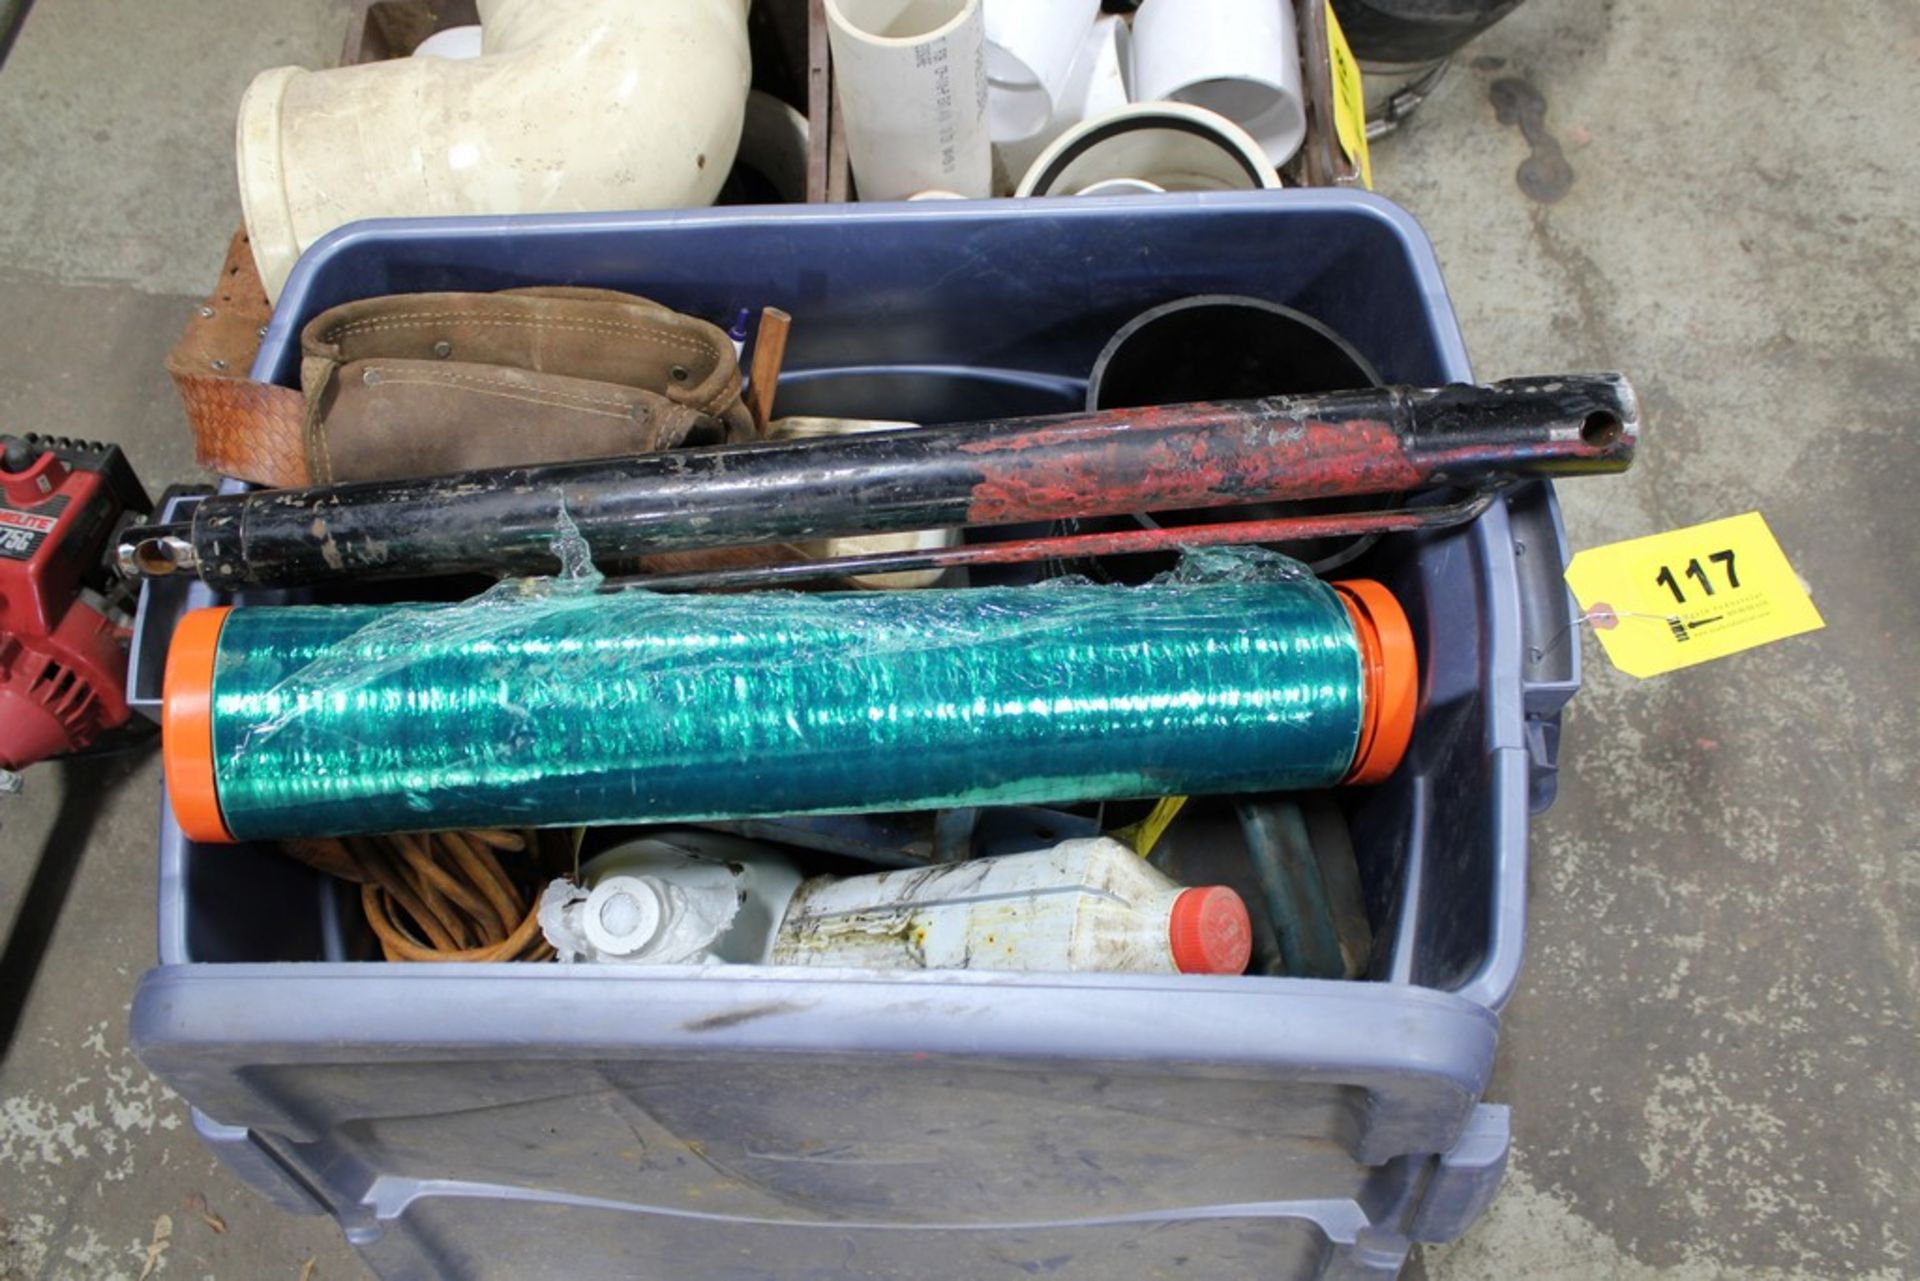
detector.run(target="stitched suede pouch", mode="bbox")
[179,286,754,488]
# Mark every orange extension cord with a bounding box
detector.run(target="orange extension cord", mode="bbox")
[287,829,555,961]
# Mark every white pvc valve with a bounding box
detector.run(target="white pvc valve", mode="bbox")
[1129,0,1308,167]
[824,0,992,200]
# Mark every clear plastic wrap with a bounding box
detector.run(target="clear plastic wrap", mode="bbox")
[204,553,1367,840]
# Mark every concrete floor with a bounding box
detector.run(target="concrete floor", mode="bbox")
[0,0,1913,1277]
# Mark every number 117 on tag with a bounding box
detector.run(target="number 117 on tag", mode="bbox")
[1653,550,1736,605]
[1564,513,1824,678]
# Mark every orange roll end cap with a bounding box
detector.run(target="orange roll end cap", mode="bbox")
[1333,580,1418,786]
[162,606,235,843]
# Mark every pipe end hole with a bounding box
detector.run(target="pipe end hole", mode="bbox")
[1581,410,1623,449]
[133,539,178,576]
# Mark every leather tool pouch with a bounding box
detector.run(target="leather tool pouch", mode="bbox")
[172,286,755,489]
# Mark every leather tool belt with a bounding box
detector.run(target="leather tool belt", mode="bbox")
[169,270,753,489]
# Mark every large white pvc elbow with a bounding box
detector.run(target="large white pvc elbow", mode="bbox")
[237,0,751,300]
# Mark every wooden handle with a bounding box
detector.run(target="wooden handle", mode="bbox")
[746,306,792,433]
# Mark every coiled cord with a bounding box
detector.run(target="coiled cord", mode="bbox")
[285,828,554,961]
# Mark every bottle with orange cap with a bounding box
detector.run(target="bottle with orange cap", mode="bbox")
[543,832,1256,976]
[773,836,1255,975]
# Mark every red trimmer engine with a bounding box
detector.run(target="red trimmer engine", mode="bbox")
[0,433,150,789]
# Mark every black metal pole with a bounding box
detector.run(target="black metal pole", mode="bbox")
[121,374,1637,591]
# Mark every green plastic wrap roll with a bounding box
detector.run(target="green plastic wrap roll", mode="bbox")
[163,571,1413,843]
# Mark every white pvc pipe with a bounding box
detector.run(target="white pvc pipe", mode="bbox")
[236,0,751,300]
[1015,102,1281,198]
[410,25,483,60]
[1076,177,1166,197]
[1129,0,1307,167]
[735,90,811,204]
[982,0,1100,143]
[991,14,1131,191]
[824,0,992,201]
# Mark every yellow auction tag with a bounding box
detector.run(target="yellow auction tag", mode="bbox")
[1325,3,1374,190]
[1563,512,1824,679]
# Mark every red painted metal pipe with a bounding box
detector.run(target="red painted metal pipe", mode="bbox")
[608,489,1506,592]
[120,374,1638,590]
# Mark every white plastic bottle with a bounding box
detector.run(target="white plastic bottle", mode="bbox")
[773,838,1252,975]
[542,834,1252,975]
[538,830,805,965]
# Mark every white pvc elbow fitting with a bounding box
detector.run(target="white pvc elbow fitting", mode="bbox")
[1129,0,1307,167]
[236,0,752,300]
[982,0,1101,144]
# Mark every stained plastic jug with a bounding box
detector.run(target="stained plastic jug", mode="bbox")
[539,830,805,965]
[543,834,1252,975]
[776,837,1253,974]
